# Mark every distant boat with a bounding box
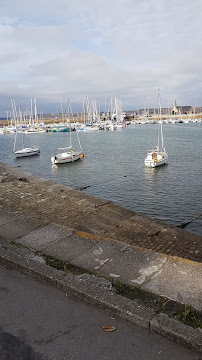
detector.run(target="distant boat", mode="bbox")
[25,127,46,134]
[77,125,87,132]
[13,107,40,158]
[85,124,99,131]
[144,89,168,168]
[51,100,84,165]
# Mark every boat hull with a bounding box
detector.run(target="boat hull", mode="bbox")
[51,151,82,164]
[14,147,40,158]
[144,151,168,168]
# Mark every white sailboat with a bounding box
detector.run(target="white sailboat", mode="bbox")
[51,100,84,165]
[14,146,40,158]
[13,105,40,158]
[144,89,168,168]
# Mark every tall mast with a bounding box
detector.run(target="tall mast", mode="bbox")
[60,97,64,123]
[67,99,72,148]
[34,98,38,125]
[19,105,24,149]
[83,98,86,125]
[158,89,164,151]
[30,98,33,125]
[157,89,160,150]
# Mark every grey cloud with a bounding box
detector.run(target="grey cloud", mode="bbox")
[0,0,202,116]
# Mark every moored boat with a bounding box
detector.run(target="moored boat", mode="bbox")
[51,99,84,165]
[14,147,40,158]
[144,89,168,168]
[144,150,168,167]
[51,149,82,164]
[13,105,40,159]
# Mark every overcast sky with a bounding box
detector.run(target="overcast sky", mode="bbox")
[0,0,202,116]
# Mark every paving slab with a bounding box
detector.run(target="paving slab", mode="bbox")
[0,215,40,240]
[71,240,124,272]
[0,210,20,226]
[99,246,167,285]
[143,257,202,311]
[42,234,98,262]
[18,224,72,252]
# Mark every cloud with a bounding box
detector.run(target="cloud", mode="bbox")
[0,0,202,116]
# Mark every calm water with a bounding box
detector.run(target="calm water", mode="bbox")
[0,123,202,236]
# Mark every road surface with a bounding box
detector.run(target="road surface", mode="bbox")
[0,265,200,360]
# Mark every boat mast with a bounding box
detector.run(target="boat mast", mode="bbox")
[83,98,86,125]
[34,98,38,126]
[67,99,72,149]
[157,89,160,150]
[19,105,25,149]
[60,97,64,123]
[30,98,33,126]
[158,89,164,151]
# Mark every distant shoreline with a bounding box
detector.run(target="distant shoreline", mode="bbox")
[1,113,202,126]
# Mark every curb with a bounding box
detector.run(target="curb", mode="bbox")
[0,241,201,354]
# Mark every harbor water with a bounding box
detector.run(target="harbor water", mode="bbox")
[0,123,201,237]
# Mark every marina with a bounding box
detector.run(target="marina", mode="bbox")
[0,122,201,237]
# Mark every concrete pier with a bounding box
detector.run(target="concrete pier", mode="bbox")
[0,162,201,262]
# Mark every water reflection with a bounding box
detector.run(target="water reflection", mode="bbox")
[144,166,156,180]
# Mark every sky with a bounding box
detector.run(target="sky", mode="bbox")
[0,0,202,117]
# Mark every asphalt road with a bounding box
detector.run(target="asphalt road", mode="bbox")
[0,265,200,360]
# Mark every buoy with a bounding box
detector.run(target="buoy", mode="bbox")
[80,153,84,158]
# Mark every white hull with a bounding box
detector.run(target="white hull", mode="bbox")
[85,126,99,131]
[116,123,124,129]
[25,129,46,134]
[14,147,40,158]
[109,125,117,131]
[144,151,168,168]
[51,151,82,164]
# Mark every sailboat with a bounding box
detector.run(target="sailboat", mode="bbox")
[13,105,40,158]
[51,99,84,165]
[14,144,40,158]
[144,89,168,168]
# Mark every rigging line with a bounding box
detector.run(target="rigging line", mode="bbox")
[75,124,82,151]
[13,131,17,152]
[177,214,202,228]
[66,98,82,151]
